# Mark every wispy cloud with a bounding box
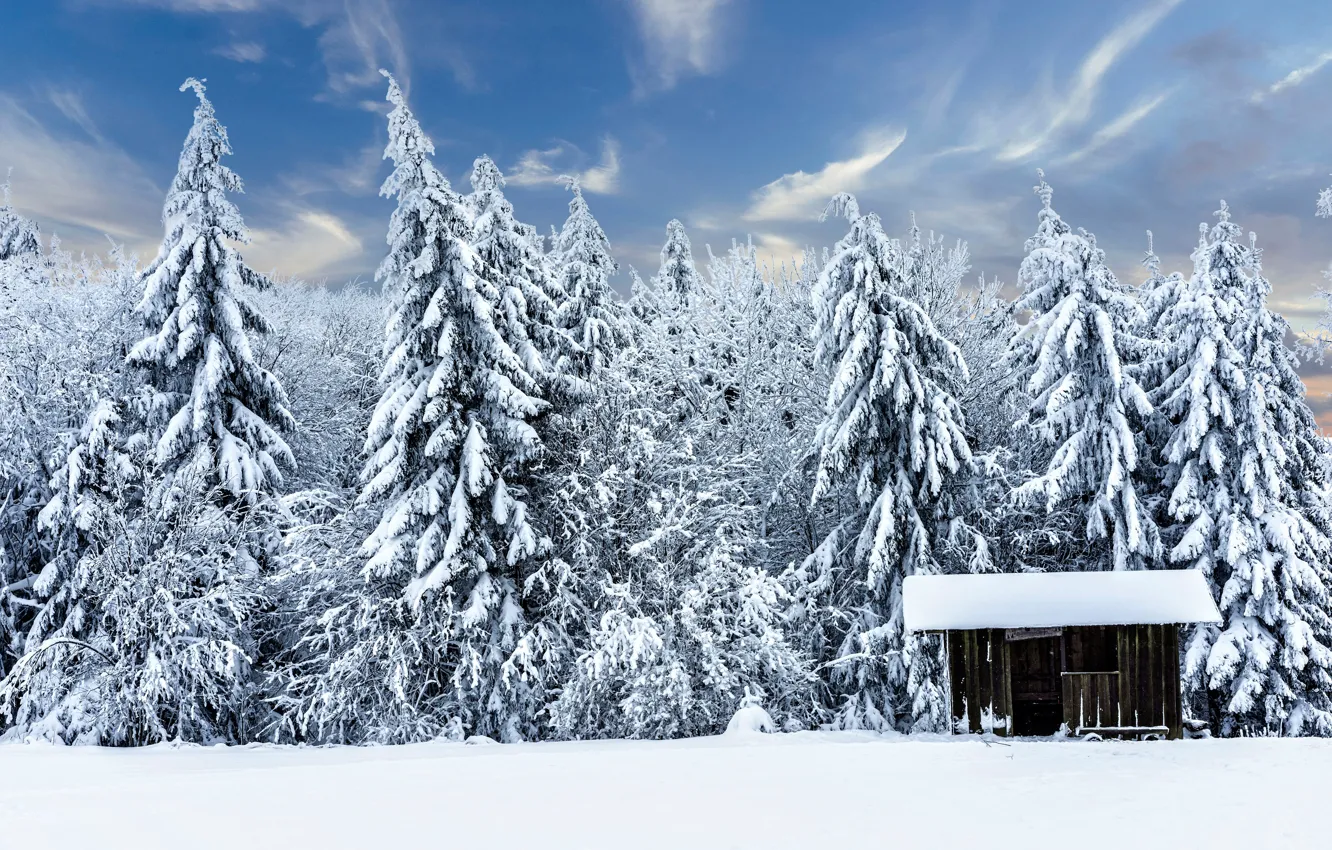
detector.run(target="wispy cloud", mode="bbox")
[997,0,1183,162]
[282,141,385,198]
[625,0,731,96]
[46,88,107,145]
[248,206,365,280]
[751,232,801,264]
[1252,51,1332,103]
[106,0,418,96]
[214,40,266,63]
[508,137,622,195]
[1060,90,1172,164]
[0,94,161,253]
[743,129,907,222]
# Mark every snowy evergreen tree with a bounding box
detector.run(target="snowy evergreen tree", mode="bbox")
[1004,172,1159,572]
[0,177,45,302]
[551,179,624,381]
[295,73,551,742]
[1185,206,1332,735]
[467,155,565,394]
[0,80,291,743]
[653,219,702,306]
[626,265,661,325]
[799,193,972,731]
[0,174,41,264]
[128,78,294,506]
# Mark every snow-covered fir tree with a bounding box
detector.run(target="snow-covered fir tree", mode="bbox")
[550,179,624,382]
[128,78,294,506]
[0,175,41,264]
[293,73,551,743]
[0,79,290,743]
[1004,172,1159,572]
[798,193,972,732]
[653,219,702,306]
[626,265,661,325]
[467,155,565,393]
[1174,205,1332,735]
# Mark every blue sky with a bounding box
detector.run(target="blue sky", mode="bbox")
[5,0,1332,340]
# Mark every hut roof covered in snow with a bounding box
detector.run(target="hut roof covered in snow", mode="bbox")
[903,570,1221,632]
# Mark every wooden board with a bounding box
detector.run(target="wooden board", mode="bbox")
[947,629,1012,736]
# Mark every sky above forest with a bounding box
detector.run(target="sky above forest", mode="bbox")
[6,0,1332,414]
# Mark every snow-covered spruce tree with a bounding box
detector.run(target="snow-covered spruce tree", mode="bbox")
[1003,172,1159,572]
[626,265,662,326]
[287,73,550,743]
[0,174,41,264]
[1,81,290,744]
[0,176,44,302]
[551,178,625,382]
[129,78,295,506]
[467,155,572,401]
[1179,205,1332,735]
[799,193,972,732]
[654,219,703,306]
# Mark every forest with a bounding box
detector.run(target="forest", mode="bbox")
[1,72,1330,746]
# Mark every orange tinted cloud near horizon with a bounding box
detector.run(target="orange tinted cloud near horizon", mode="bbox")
[1301,371,1332,434]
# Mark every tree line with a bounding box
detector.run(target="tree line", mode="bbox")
[0,74,1329,745]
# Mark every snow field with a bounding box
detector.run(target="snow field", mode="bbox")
[0,733,1326,850]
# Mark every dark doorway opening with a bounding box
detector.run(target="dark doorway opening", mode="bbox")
[1008,635,1062,736]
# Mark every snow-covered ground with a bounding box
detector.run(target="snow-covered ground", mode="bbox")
[0,731,1324,849]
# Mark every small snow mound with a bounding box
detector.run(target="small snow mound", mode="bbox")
[725,690,776,736]
[464,735,498,746]
[726,705,776,735]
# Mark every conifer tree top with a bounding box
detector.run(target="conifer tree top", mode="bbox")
[0,169,43,262]
[128,77,292,500]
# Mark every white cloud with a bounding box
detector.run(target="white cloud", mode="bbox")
[997,0,1183,162]
[625,0,730,95]
[508,137,622,195]
[751,232,801,264]
[283,141,384,198]
[247,207,365,280]
[1060,90,1172,164]
[0,91,366,283]
[1253,51,1332,102]
[0,94,161,255]
[215,41,266,63]
[46,88,107,145]
[107,0,417,95]
[743,129,907,222]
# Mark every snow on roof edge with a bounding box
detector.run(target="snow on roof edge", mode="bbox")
[903,570,1222,632]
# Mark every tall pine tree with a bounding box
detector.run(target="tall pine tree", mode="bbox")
[1004,172,1159,572]
[355,73,549,741]
[1192,206,1332,735]
[128,78,294,506]
[0,80,282,744]
[551,179,624,381]
[654,219,702,306]
[801,193,972,731]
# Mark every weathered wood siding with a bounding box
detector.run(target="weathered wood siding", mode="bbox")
[947,629,1012,736]
[1062,672,1120,730]
[950,624,1184,739]
[1115,623,1181,739]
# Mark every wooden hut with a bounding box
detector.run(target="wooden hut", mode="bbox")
[903,570,1222,739]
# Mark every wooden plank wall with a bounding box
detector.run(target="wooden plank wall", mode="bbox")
[1116,624,1182,739]
[947,629,1012,736]
[1061,672,1119,731]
